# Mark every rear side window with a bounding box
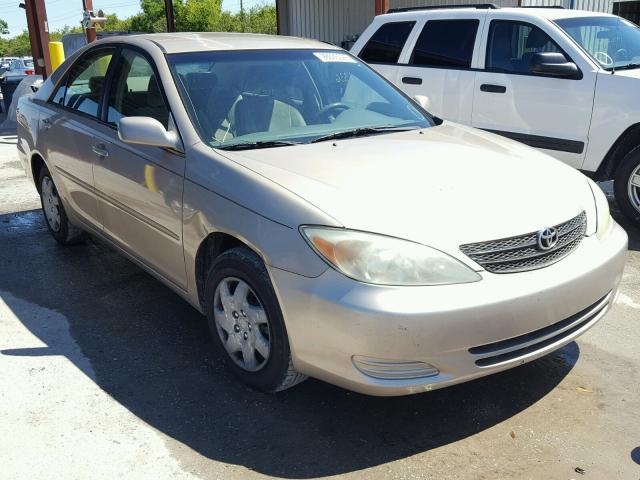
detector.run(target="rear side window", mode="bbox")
[50,48,114,118]
[486,21,562,74]
[410,20,479,68]
[359,21,416,64]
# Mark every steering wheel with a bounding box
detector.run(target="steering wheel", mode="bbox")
[594,51,614,66]
[616,48,629,61]
[312,102,350,123]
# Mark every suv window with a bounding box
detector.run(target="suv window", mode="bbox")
[359,21,416,64]
[51,49,114,118]
[107,49,169,128]
[486,20,561,74]
[410,19,479,68]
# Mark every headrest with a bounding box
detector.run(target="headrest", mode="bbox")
[185,72,218,92]
[89,76,104,94]
[526,28,551,49]
[147,76,164,108]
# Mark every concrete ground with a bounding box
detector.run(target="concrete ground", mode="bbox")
[0,130,639,480]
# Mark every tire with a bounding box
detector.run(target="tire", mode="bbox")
[38,165,86,245]
[614,145,640,223]
[204,247,306,392]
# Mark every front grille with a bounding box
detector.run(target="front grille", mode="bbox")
[469,291,611,367]
[460,212,587,273]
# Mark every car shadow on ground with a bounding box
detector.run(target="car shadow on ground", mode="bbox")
[0,209,606,478]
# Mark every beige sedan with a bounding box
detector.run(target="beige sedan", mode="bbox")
[17,33,627,395]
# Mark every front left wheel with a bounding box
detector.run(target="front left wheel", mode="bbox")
[38,166,86,245]
[204,247,307,392]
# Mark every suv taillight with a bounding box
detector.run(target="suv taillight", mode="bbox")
[25,69,34,75]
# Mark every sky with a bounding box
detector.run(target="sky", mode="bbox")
[0,0,272,38]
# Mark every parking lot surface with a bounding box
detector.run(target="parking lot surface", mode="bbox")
[1,133,639,479]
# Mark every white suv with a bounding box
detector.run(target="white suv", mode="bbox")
[352,6,640,224]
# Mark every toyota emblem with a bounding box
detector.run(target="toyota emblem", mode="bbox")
[536,227,559,251]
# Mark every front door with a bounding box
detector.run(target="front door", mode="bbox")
[472,18,596,168]
[92,47,187,289]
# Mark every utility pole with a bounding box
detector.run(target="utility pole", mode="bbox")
[240,0,245,32]
[82,0,96,43]
[374,0,389,15]
[164,0,175,32]
[21,0,52,78]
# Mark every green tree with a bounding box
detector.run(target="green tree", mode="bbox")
[0,19,9,35]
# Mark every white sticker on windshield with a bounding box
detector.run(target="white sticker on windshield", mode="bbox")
[313,52,357,63]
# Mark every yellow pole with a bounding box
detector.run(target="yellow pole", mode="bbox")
[48,41,65,71]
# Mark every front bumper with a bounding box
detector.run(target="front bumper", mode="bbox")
[269,222,628,396]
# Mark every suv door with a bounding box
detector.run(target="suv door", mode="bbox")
[356,20,418,84]
[472,18,597,168]
[41,47,115,228]
[91,47,187,289]
[395,14,486,124]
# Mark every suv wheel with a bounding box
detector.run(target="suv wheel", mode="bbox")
[614,145,640,222]
[204,247,306,392]
[38,165,86,245]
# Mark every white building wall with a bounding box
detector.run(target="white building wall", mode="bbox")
[277,0,625,47]
[520,0,612,12]
[389,0,518,8]
[280,0,374,46]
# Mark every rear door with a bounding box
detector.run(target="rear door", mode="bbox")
[39,47,115,228]
[394,12,487,124]
[91,47,187,289]
[472,16,597,168]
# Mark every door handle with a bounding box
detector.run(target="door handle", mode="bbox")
[92,143,109,158]
[402,76,422,85]
[480,84,506,93]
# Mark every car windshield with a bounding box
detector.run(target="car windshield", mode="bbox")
[555,16,640,70]
[168,49,431,149]
[24,59,34,68]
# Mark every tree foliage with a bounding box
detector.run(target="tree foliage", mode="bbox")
[0,1,276,57]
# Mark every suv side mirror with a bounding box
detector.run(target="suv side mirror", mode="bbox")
[118,116,181,150]
[530,52,580,78]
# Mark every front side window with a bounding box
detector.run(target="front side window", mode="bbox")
[359,21,416,64]
[169,49,432,149]
[410,19,479,68]
[51,48,114,118]
[486,21,561,74]
[107,48,169,128]
[555,16,640,70]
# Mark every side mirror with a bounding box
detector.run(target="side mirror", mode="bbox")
[413,94,431,111]
[118,116,181,150]
[530,52,580,78]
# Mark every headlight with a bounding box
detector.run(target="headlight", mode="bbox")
[587,179,612,239]
[300,227,481,286]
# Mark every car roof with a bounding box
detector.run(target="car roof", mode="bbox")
[379,7,617,21]
[103,32,336,54]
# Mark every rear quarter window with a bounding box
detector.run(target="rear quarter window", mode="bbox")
[359,21,416,64]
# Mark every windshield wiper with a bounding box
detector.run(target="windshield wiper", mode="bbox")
[311,125,420,144]
[612,63,640,71]
[217,140,302,151]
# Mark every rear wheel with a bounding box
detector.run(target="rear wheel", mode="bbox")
[614,145,640,223]
[204,247,306,392]
[38,166,86,245]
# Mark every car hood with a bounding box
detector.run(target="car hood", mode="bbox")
[224,122,596,266]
